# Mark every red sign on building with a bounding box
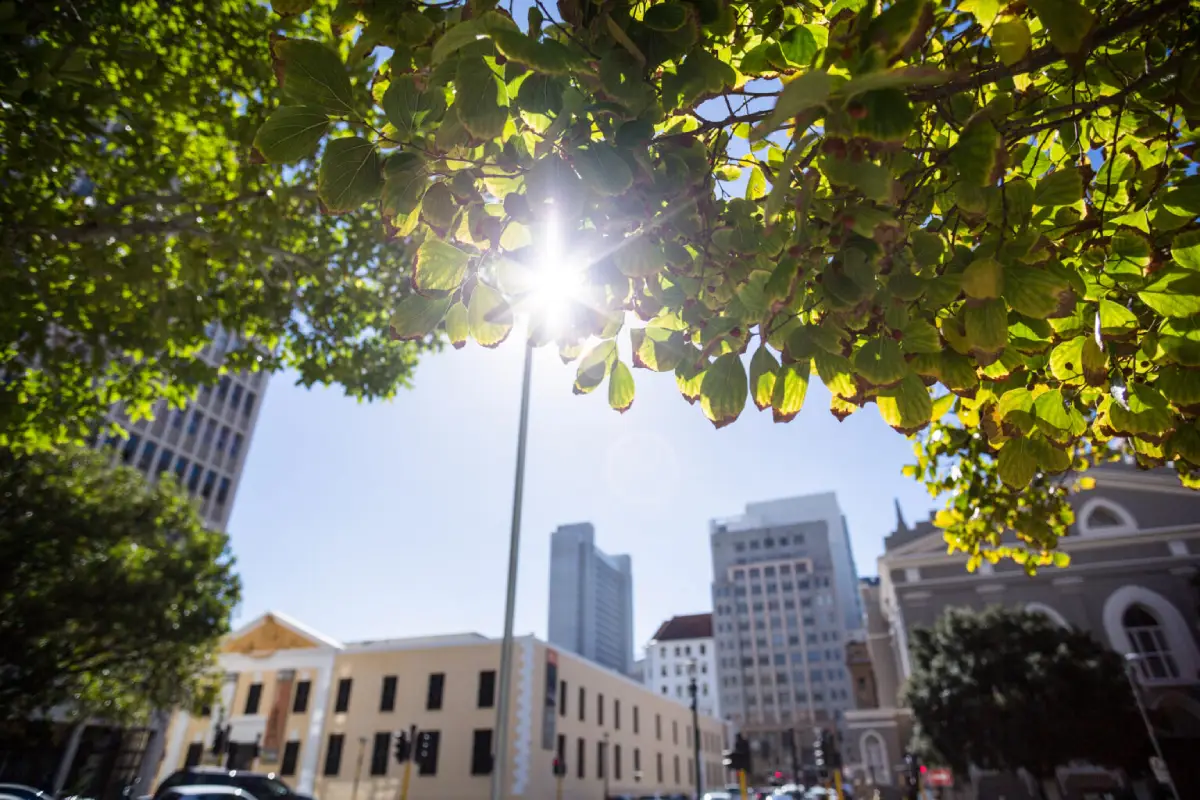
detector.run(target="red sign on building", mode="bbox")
[926,767,954,787]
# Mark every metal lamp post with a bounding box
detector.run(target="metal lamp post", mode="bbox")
[490,339,536,800]
[688,659,703,799]
[1123,653,1180,800]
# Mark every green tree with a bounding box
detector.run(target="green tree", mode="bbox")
[0,446,241,723]
[904,605,1147,791]
[0,0,431,454]
[249,0,1200,561]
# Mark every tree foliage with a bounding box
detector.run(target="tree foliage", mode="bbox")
[905,606,1147,780]
[0,0,432,454]
[249,0,1200,559]
[0,446,241,724]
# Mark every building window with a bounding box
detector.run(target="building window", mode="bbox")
[597,693,604,726]
[427,673,446,710]
[656,752,664,783]
[577,737,586,779]
[557,733,565,762]
[324,733,344,776]
[633,706,639,734]
[700,644,706,655]
[293,680,311,714]
[216,425,230,452]
[244,683,262,714]
[281,741,300,776]
[216,477,231,505]
[335,678,352,713]
[634,747,641,773]
[579,686,586,722]
[674,755,681,784]
[156,447,175,476]
[202,418,217,447]
[201,469,216,499]
[121,434,140,464]
[672,720,678,745]
[614,699,621,730]
[230,432,244,460]
[370,732,391,776]
[560,680,568,717]
[614,744,622,780]
[380,675,398,712]
[244,391,257,418]
[597,740,605,779]
[137,441,157,471]
[174,457,189,481]
[1124,605,1180,680]
[471,729,494,775]
[184,742,203,768]
[230,384,244,411]
[655,714,661,740]
[417,731,441,775]
[478,670,496,709]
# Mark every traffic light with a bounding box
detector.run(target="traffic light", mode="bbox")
[210,723,230,757]
[903,751,920,800]
[813,728,826,774]
[415,731,436,769]
[394,730,412,763]
[552,757,567,777]
[721,733,752,773]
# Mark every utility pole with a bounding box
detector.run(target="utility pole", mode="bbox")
[688,661,703,798]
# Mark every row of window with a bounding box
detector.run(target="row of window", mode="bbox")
[656,643,708,658]
[720,648,842,669]
[114,433,234,506]
[173,405,250,451]
[733,534,806,552]
[659,682,710,699]
[734,687,850,705]
[238,671,495,717]
[554,733,698,786]
[725,667,847,685]
[658,662,708,677]
[715,592,833,615]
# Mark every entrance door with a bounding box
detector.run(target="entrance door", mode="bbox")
[226,743,256,771]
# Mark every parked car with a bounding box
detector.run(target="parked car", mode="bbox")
[158,788,255,800]
[0,786,51,800]
[153,769,311,800]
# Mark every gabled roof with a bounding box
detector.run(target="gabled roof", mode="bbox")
[650,613,713,642]
[222,610,343,653]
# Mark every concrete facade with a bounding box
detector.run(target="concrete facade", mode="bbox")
[709,493,864,782]
[644,614,721,720]
[156,612,728,800]
[844,464,1200,799]
[548,523,635,676]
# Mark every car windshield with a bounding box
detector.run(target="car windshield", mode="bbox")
[233,777,290,799]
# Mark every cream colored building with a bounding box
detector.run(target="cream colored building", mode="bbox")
[156,612,729,800]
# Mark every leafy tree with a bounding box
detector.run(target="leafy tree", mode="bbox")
[0,446,241,724]
[904,605,1147,788]
[249,0,1200,561]
[0,0,431,454]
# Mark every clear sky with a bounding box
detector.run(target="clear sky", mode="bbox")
[226,334,937,654]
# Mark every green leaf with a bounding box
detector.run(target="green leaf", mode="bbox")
[467,283,513,348]
[1033,388,1075,441]
[413,239,470,296]
[318,136,382,213]
[750,70,832,140]
[749,345,779,411]
[700,352,748,428]
[1172,230,1200,271]
[381,156,428,219]
[772,361,810,422]
[902,320,942,354]
[963,298,1008,358]
[1033,167,1083,207]
[517,73,566,115]
[839,67,948,98]
[390,294,452,341]
[746,165,767,200]
[853,336,907,387]
[455,56,508,140]
[613,237,667,278]
[1027,0,1094,54]
[608,360,636,412]
[272,0,316,14]
[1138,271,1200,318]
[876,373,933,434]
[275,39,355,116]
[1156,366,1200,405]
[575,339,618,394]
[444,301,469,349]
[961,257,1004,299]
[491,30,581,74]
[779,26,817,66]
[676,357,705,404]
[1098,299,1138,337]
[383,75,447,139]
[1112,231,1152,269]
[851,89,916,142]
[254,106,329,163]
[991,19,1031,66]
[951,118,1000,187]
[1004,266,1069,319]
[1108,383,1174,438]
[910,230,944,267]
[959,0,1001,25]
[643,2,688,31]
[573,143,634,196]
[820,157,892,202]
[632,326,689,371]
[1050,336,1107,386]
[420,181,458,229]
[998,437,1038,488]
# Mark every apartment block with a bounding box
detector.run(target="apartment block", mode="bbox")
[548,523,635,675]
[643,613,720,720]
[155,612,728,800]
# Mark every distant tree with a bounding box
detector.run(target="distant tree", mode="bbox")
[904,605,1148,792]
[0,446,241,724]
[0,0,431,454]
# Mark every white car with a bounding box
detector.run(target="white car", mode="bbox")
[702,793,735,800]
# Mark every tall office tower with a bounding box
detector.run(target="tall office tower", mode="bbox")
[708,493,864,780]
[94,326,267,531]
[548,522,635,675]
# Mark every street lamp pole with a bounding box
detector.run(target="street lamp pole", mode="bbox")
[490,339,536,800]
[688,660,703,799]
[1123,654,1180,800]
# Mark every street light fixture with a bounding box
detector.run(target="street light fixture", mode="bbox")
[490,211,589,800]
[687,659,703,799]
[1123,653,1180,800]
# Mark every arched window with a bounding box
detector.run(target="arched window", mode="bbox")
[1123,605,1180,681]
[1077,498,1137,536]
[1089,506,1123,528]
[1025,602,1069,628]
[860,731,890,784]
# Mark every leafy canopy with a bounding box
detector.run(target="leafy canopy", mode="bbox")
[253,0,1200,561]
[0,0,432,454]
[0,446,241,724]
[905,605,1148,779]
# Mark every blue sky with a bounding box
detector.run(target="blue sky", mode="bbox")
[226,336,937,652]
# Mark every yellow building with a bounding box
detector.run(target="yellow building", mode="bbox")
[156,612,729,800]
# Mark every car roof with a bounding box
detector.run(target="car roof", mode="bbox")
[164,788,249,796]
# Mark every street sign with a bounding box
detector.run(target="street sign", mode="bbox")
[1150,756,1171,785]
[926,767,954,787]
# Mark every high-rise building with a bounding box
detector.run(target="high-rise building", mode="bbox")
[548,523,634,675]
[93,327,266,531]
[643,613,720,720]
[709,493,864,782]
